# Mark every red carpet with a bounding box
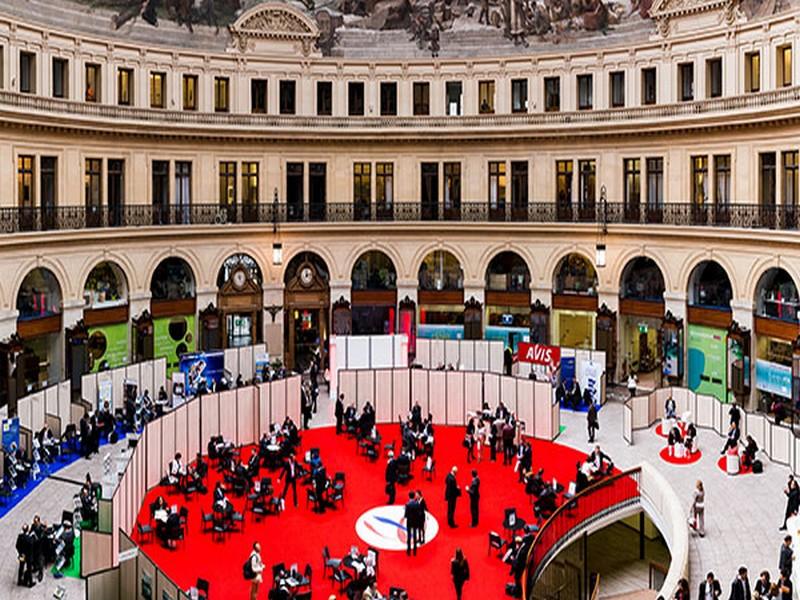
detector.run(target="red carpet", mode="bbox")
[133,426,591,599]
[717,455,752,475]
[655,422,686,439]
[658,446,702,465]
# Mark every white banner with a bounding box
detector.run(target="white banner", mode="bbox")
[578,359,603,406]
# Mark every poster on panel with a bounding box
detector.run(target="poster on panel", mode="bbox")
[179,351,225,397]
[153,315,196,377]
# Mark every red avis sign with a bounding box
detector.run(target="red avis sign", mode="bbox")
[517,342,561,368]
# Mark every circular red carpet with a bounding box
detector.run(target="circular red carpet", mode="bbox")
[716,455,752,476]
[658,446,702,465]
[654,421,686,439]
[133,425,593,599]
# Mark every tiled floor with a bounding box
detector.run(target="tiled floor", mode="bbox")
[0,386,791,598]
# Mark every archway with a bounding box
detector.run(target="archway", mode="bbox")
[213,253,264,350]
[552,253,598,349]
[284,252,330,371]
[686,260,733,401]
[418,250,464,341]
[149,257,197,375]
[81,261,131,374]
[485,251,531,351]
[753,267,799,407]
[619,257,665,384]
[351,250,397,335]
[14,267,63,396]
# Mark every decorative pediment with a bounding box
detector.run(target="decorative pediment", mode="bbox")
[650,0,745,36]
[228,2,321,57]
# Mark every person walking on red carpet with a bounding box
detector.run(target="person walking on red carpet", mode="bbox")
[279,455,299,508]
[386,451,398,504]
[451,547,470,600]
[245,542,264,600]
[445,466,461,528]
[404,491,420,556]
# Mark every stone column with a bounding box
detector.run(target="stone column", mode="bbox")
[530,283,550,307]
[263,283,284,360]
[0,309,18,341]
[61,299,84,330]
[462,280,485,306]
[731,298,756,410]
[129,291,151,320]
[663,290,687,321]
[395,279,418,307]
[329,279,352,306]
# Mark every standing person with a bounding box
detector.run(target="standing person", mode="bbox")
[404,492,419,556]
[467,469,480,527]
[445,466,461,528]
[246,542,265,600]
[753,571,771,597]
[779,535,794,577]
[781,475,800,530]
[450,548,470,600]
[385,451,398,505]
[691,480,705,537]
[465,418,476,463]
[673,578,690,599]
[729,566,751,600]
[627,372,638,398]
[416,490,428,544]
[729,402,742,428]
[502,421,515,466]
[697,572,721,598]
[301,386,312,430]
[587,402,599,443]
[278,455,299,508]
[16,524,31,587]
[335,394,344,434]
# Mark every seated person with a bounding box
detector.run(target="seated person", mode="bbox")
[664,397,677,420]
[151,495,168,518]
[667,426,683,454]
[720,422,740,455]
[575,462,590,494]
[742,434,758,468]
[534,484,557,517]
[684,422,697,454]
[525,468,546,497]
[586,445,613,477]
[79,484,98,527]
[212,482,233,517]
[167,453,185,486]
[157,510,182,547]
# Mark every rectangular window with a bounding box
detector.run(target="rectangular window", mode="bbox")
[679,63,694,101]
[778,45,793,88]
[706,57,722,98]
[421,163,439,220]
[380,82,397,116]
[691,155,708,206]
[444,162,461,214]
[17,155,34,208]
[610,71,625,108]
[745,51,761,93]
[641,67,657,105]
[783,151,799,207]
[214,76,229,112]
[760,152,777,206]
[545,77,560,112]
[445,81,462,116]
[376,163,394,217]
[646,157,663,210]
[348,81,365,116]
[286,162,304,221]
[108,159,124,226]
[623,158,641,219]
[488,161,506,218]
[174,161,191,224]
[577,74,593,110]
[183,74,198,110]
[478,80,495,114]
[578,159,596,216]
[150,72,166,108]
[85,63,101,102]
[279,80,296,115]
[241,162,258,222]
[20,52,36,94]
[556,160,573,214]
[353,162,371,220]
[309,162,326,221]
[251,79,267,113]
[413,82,430,116]
[117,67,133,106]
[218,161,237,208]
[511,79,528,113]
[510,161,528,220]
[714,155,731,206]
[316,81,332,116]
[52,58,68,99]
[84,158,102,210]
[40,156,57,229]
[151,160,169,224]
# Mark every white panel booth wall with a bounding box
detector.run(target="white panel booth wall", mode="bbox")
[337,368,560,441]
[413,339,505,373]
[329,335,409,399]
[515,348,608,405]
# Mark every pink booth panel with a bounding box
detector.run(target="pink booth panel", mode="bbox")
[160,411,176,472]
[174,404,188,465]
[392,370,411,421]
[219,390,237,443]
[236,386,258,447]
[201,393,220,451]
[411,369,429,417]
[464,372,482,418]
[428,370,446,425]
[286,376,302,427]
[357,370,376,408]
[445,371,465,426]
[187,398,201,460]
[272,380,287,425]
[516,378,534,436]
[146,418,163,489]
[375,370,394,424]
[258,383,271,436]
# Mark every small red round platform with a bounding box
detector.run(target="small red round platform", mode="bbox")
[716,455,753,476]
[133,425,596,599]
[658,446,702,465]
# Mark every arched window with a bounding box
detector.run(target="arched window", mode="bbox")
[620,257,665,302]
[217,253,263,288]
[151,257,196,301]
[352,251,397,291]
[554,253,597,296]
[17,268,62,321]
[84,261,129,308]
[486,251,530,292]
[755,268,799,323]
[688,261,732,310]
[418,251,463,291]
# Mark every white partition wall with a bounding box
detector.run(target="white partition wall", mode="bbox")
[224,348,239,378]
[187,399,200,459]
[285,376,302,426]
[375,370,394,423]
[474,341,489,372]
[391,370,410,420]
[272,381,286,424]
[464,372,482,417]
[161,411,176,469]
[236,386,258,446]
[153,359,167,396]
[428,370,446,422]
[484,373,500,409]
[411,369,430,416]
[489,342,504,373]
[370,336,393,368]
[461,342,476,370]
[146,418,163,488]
[516,378,535,435]
[445,371,464,425]
[339,371,357,406]
[501,376,518,416]
[415,340,431,369]
[429,340,445,369]
[219,390,237,442]
[238,345,254,381]
[258,383,271,434]
[444,340,461,367]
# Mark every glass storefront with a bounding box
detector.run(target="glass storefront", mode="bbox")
[418,304,463,339]
[553,310,595,349]
[620,315,660,375]
[485,306,529,351]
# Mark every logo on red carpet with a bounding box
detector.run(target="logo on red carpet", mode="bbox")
[355,505,439,551]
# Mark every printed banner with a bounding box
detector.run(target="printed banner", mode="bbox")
[578,359,603,406]
[517,342,561,369]
[755,358,792,399]
[2,417,20,451]
[179,351,225,397]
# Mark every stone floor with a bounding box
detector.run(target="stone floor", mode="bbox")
[0,385,792,598]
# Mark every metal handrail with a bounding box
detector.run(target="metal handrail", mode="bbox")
[522,467,643,599]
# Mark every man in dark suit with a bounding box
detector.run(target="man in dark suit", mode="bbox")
[415,490,428,544]
[335,394,344,434]
[385,451,398,504]
[16,524,32,587]
[779,535,794,577]
[697,571,721,599]
[278,455,299,507]
[79,414,91,458]
[404,492,419,556]
[445,466,460,528]
[467,470,480,527]
[728,566,751,600]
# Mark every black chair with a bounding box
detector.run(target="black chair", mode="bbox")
[272,562,287,582]
[332,566,351,590]
[231,511,245,532]
[306,488,318,510]
[489,531,506,556]
[201,511,214,532]
[179,507,189,532]
[136,522,154,543]
[503,508,525,539]
[196,578,209,600]
[384,441,395,456]
[322,546,341,577]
